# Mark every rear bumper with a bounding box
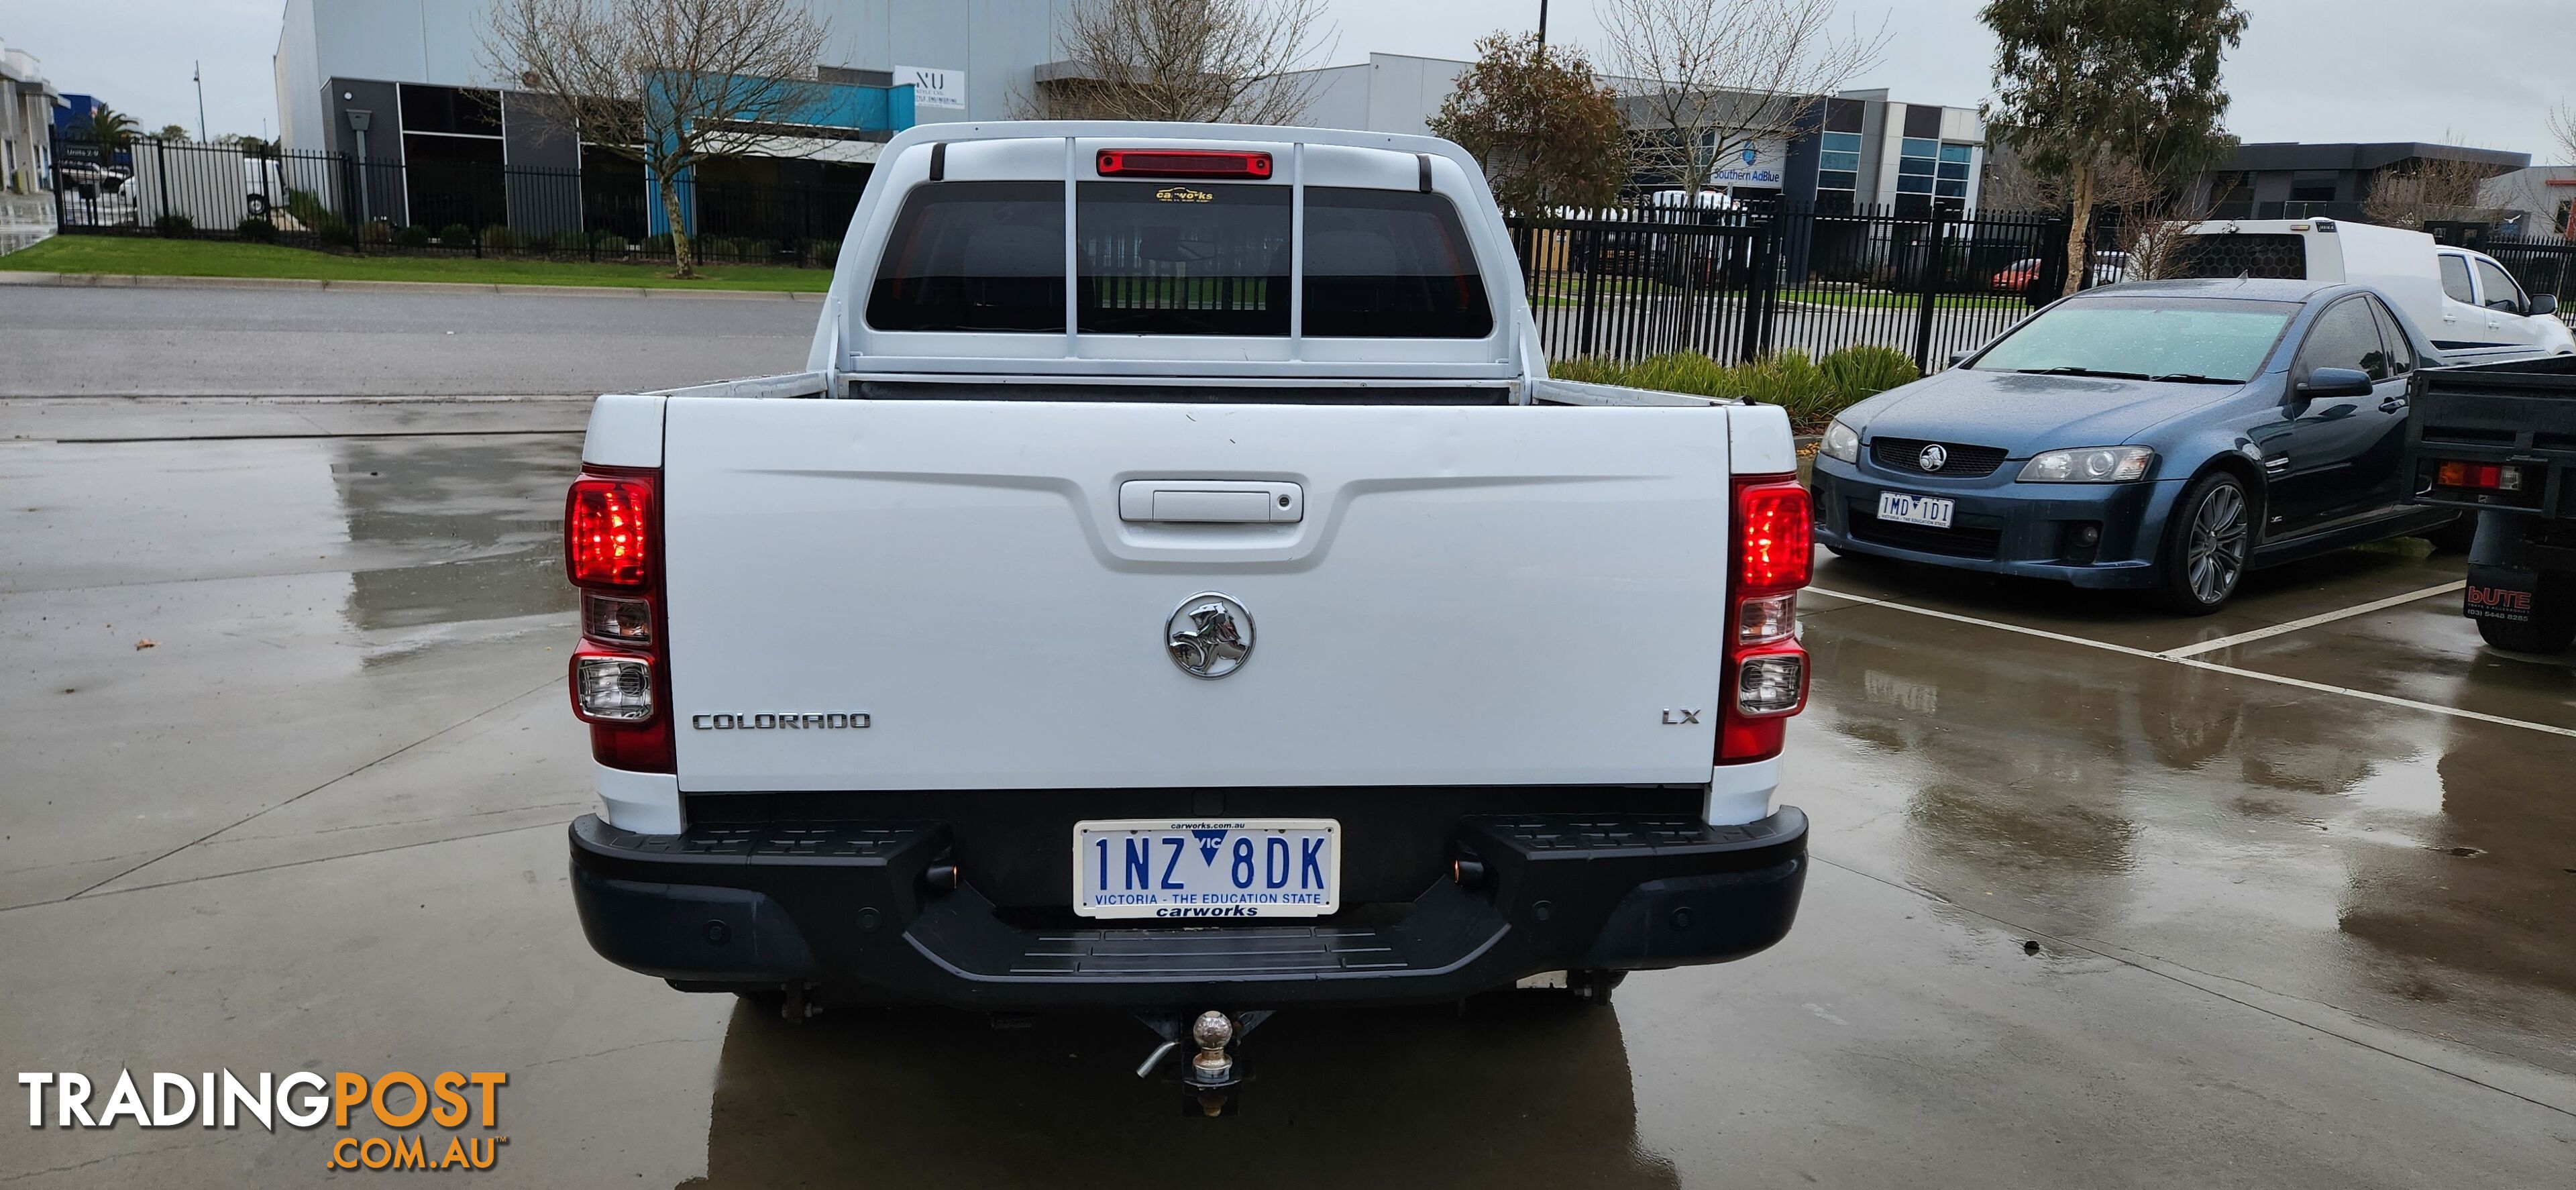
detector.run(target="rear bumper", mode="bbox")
[567,804,1807,1011]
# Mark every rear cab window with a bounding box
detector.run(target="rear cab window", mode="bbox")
[864,156,1494,341]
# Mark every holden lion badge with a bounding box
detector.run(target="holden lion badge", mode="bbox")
[1167,593,1254,679]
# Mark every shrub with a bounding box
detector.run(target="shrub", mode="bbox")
[154,213,195,237]
[549,230,588,253]
[805,238,840,267]
[358,220,392,245]
[437,223,474,246]
[277,190,358,245]
[1546,347,1911,433]
[642,232,674,256]
[233,215,278,243]
[394,225,432,247]
[1818,345,1919,406]
[481,225,522,251]
[1730,352,1837,430]
[593,229,629,252]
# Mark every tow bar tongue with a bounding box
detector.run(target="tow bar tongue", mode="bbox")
[1136,1010,1270,1116]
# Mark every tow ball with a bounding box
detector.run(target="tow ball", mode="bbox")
[1136,1009,1270,1116]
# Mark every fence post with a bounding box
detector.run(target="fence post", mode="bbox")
[148,138,169,231]
[1576,221,1601,358]
[337,148,361,256]
[1911,211,1946,373]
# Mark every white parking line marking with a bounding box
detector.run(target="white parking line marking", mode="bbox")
[2157,582,2465,659]
[1807,585,2576,741]
[1807,587,2165,658]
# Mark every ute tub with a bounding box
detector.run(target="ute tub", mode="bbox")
[567,796,1807,1011]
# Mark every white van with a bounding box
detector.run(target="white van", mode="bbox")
[2173,219,2572,362]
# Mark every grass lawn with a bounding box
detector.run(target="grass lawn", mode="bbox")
[0,235,834,292]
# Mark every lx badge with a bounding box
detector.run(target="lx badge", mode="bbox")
[1662,708,1703,725]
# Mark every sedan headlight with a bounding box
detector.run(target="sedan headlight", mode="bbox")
[2020,445,2155,483]
[1821,419,1861,464]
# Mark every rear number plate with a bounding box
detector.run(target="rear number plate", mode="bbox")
[1878,491,1955,529]
[1073,819,1340,919]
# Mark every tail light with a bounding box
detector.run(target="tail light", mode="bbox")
[1095,149,1273,179]
[567,468,673,773]
[1719,476,1813,763]
[2433,459,2526,492]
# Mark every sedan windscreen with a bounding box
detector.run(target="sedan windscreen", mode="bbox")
[1972,297,2297,384]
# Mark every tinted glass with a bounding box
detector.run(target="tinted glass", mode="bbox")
[398,85,500,137]
[2296,298,2391,380]
[2474,258,2525,310]
[2169,233,2307,280]
[1971,296,2296,383]
[2367,298,2416,374]
[2438,254,2475,303]
[1077,182,1288,336]
[867,181,1066,333]
[1302,188,1493,339]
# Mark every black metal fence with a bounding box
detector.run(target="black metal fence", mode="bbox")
[2484,236,2576,321]
[48,133,862,268]
[1507,203,2576,372]
[48,136,2576,351]
[1507,203,2085,374]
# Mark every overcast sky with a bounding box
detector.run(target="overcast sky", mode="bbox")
[8,0,2571,158]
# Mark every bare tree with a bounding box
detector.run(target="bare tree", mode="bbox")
[2552,102,2576,166]
[484,0,831,278]
[2361,150,2498,229]
[1028,0,1336,123]
[1595,0,1886,205]
[2110,160,2213,282]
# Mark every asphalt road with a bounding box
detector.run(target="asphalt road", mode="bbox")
[0,284,820,397]
[2,368,2573,1183]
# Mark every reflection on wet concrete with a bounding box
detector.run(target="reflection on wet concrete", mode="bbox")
[2337,723,2576,1009]
[331,435,578,636]
[1796,596,2576,1075]
[681,997,1674,1190]
[0,427,585,908]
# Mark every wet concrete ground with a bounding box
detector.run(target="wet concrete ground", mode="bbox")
[2,399,2573,1187]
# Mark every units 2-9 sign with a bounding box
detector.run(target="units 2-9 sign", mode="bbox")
[896,65,966,110]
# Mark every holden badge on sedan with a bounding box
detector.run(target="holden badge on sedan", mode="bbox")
[1918,443,1949,472]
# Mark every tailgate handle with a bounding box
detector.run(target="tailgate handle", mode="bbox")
[1119,480,1303,523]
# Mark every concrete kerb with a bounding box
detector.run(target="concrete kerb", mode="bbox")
[0,270,826,301]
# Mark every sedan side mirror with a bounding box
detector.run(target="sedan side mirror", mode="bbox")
[2296,366,2375,400]
[2529,293,2559,317]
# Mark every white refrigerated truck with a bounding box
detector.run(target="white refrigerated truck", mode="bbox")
[557,123,1815,1107]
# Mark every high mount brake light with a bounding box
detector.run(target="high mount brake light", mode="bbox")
[1719,476,1814,763]
[565,468,672,773]
[1095,149,1274,179]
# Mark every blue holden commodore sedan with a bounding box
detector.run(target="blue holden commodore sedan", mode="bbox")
[1811,278,2469,613]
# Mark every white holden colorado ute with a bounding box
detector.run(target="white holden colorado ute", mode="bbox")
[559,122,1814,1103]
